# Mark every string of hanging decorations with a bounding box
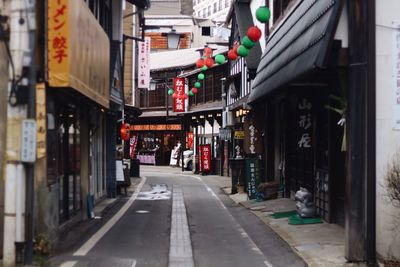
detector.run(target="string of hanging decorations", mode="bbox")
[167,6,270,99]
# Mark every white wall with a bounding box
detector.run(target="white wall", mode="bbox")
[250,0,266,52]
[376,0,400,261]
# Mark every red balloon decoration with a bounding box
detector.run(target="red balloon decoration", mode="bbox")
[205,57,214,68]
[196,58,205,68]
[120,123,130,141]
[173,92,178,98]
[183,94,188,99]
[204,47,212,57]
[247,26,262,42]
[228,49,238,60]
[192,88,198,94]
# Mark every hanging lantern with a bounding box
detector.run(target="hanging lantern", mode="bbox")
[168,89,174,95]
[192,87,198,94]
[228,49,238,60]
[204,47,213,57]
[247,26,262,42]
[237,45,249,57]
[196,58,205,68]
[198,73,205,80]
[256,6,271,23]
[189,90,194,96]
[242,36,255,49]
[194,81,201,88]
[201,65,208,72]
[215,54,226,64]
[120,123,130,141]
[173,92,178,98]
[205,57,214,68]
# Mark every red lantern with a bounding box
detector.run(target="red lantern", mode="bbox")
[204,47,212,57]
[192,87,198,94]
[247,26,262,42]
[196,58,205,68]
[205,57,214,68]
[228,49,238,60]
[120,123,130,141]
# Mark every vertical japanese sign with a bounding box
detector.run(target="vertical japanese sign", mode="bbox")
[173,78,185,112]
[297,98,313,149]
[245,157,260,199]
[36,83,46,158]
[187,132,194,149]
[200,144,211,172]
[138,37,151,89]
[130,135,138,159]
[393,22,400,129]
[48,0,69,79]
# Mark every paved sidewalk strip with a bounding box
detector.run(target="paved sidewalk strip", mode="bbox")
[169,186,194,267]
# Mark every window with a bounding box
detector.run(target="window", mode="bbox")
[202,26,211,36]
[203,8,207,18]
[225,0,229,8]
[207,6,211,16]
[218,0,222,10]
[213,2,217,13]
[273,0,293,23]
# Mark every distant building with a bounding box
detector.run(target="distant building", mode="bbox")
[192,0,231,23]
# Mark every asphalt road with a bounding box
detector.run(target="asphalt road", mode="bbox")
[51,168,305,267]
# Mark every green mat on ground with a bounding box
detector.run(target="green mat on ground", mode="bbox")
[288,214,323,225]
[270,210,297,219]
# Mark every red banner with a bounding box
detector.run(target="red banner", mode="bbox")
[187,132,193,149]
[173,78,185,112]
[129,135,138,159]
[200,144,211,172]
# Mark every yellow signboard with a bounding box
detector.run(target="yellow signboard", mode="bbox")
[234,130,245,139]
[48,0,110,108]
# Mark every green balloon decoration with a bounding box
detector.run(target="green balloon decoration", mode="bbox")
[201,65,208,72]
[168,89,174,95]
[194,81,201,88]
[198,73,205,80]
[189,90,194,96]
[215,54,226,64]
[237,45,249,57]
[256,6,271,23]
[242,36,255,49]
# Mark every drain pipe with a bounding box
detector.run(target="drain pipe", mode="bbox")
[366,0,376,265]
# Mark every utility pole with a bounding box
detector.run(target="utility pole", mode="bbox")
[2,0,36,266]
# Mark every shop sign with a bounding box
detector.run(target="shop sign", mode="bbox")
[48,0,110,108]
[234,130,245,139]
[244,116,263,155]
[219,128,232,141]
[130,124,182,131]
[173,78,185,112]
[245,157,261,199]
[129,135,138,159]
[21,119,37,163]
[187,132,194,149]
[297,98,312,149]
[138,37,151,89]
[200,144,211,172]
[36,83,46,159]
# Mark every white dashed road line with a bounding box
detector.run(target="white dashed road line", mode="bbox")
[169,186,194,267]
